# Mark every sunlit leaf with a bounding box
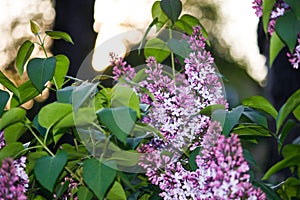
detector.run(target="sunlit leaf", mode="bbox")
[45,31,74,44]
[30,20,40,35]
[53,54,69,89]
[144,38,170,63]
[16,40,34,76]
[106,181,127,200]
[0,71,20,101]
[262,0,276,33]
[151,1,168,31]
[242,96,278,119]
[0,142,24,163]
[0,107,26,130]
[277,89,300,133]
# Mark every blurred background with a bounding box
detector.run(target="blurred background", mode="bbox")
[1,0,298,183]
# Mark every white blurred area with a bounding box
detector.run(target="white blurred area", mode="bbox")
[217,0,267,84]
[0,0,267,84]
[0,0,55,72]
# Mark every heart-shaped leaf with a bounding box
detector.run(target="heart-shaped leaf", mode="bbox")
[152,1,168,31]
[83,158,116,200]
[0,89,9,116]
[34,150,68,192]
[0,142,24,164]
[27,57,56,93]
[275,10,300,53]
[160,0,182,24]
[16,40,34,76]
[106,181,126,200]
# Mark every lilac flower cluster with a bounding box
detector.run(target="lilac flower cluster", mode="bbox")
[110,52,136,80]
[111,26,264,199]
[0,131,28,199]
[0,157,28,200]
[287,37,300,69]
[252,0,300,69]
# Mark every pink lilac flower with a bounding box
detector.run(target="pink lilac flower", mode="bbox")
[252,0,263,17]
[199,122,266,199]
[54,176,78,200]
[0,130,5,149]
[0,157,28,200]
[110,52,136,80]
[287,37,300,69]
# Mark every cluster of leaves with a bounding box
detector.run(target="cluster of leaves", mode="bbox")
[0,0,299,199]
[262,0,300,66]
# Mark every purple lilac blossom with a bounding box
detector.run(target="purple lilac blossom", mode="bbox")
[287,37,300,69]
[110,52,136,80]
[252,0,300,68]
[112,25,264,199]
[0,157,27,200]
[0,130,5,149]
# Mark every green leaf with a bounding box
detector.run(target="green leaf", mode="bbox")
[138,18,159,54]
[200,104,226,116]
[0,89,9,116]
[144,38,171,63]
[72,82,98,111]
[233,124,271,137]
[243,108,268,128]
[0,142,24,163]
[57,86,74,104]
[96,107,137,144]
[110,150,140,167]
[106,181,126,200]
[174,14,209,45]
[83,158,116,200]
[38,102,72,129]
[27,151,48,173]
[282,144,300,159]
[78,186,93,200]
[285,0,300,20]
[189,147,200,171]
[242,96,278,119]
[16,40,34,76]
[34,150,68,192]
[167,38,192,63]
[0,71,20,101]
[276,89,300,133]
[262,154,300,180]
[262,0,276,33]
[111,84,140,117]
[279,119,296,145]
[30,20,40,35]
[4,122,27,143]
[276,177,300,199]
[275,10,300,53]
[0,107,26,130]
[151,1,168,31]
[53,55,69,89]
[10,80,40,108]
[269,32,285,67]
[45,31,74,44]
[160,0,182,24]
[222,105,244,137]
[27,57,56,93]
